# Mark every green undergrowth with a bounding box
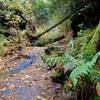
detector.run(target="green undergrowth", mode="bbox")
[42,24,100,99]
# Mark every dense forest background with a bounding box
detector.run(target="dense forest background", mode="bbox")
[0,0,100,100]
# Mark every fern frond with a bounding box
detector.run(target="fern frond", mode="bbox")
[42,55,65,67]
[89,69,100,83]
[43,50,100,87]
[70,51,100,87]
[42,52,80,69]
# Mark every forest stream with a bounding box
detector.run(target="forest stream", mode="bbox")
[0,0,100,100]
[0,47,67,100]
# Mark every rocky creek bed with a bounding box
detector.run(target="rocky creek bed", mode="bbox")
[0,47,67,100]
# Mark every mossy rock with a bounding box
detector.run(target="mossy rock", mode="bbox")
[50,70,65,83]
[51,71,62,79]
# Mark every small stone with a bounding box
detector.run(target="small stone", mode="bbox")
[41,92,47,96]
[0,87,6,91]
[44,77,48,80]
[21,75,31,80]
[36,95,42,100]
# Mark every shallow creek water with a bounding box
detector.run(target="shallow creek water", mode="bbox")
[0,47,67,100]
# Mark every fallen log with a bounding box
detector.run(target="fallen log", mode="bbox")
[32,33,65,46]
[32,1,88,40]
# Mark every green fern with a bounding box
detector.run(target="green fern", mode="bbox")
[89,69,100,83]
[70,51,100,87]
[42,55,66,67]
[42,52,80,68]
[43,49,100,87]
[43,51,100,87]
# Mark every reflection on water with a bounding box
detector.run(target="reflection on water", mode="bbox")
[0,53,37,95]
[0,85,42,100]
[0,53,36,78]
